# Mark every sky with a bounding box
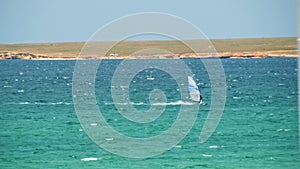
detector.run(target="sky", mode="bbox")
[0,0,297,43]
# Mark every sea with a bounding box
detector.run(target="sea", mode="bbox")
[0,58,298,169]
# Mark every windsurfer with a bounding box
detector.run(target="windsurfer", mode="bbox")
[199,94,203,104]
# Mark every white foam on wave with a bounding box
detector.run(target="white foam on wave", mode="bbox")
[209,145,218,149]
[172,145,182,148]
[35,102,72,105]
[81,157,98,161]
[18,102,72,105]
[233,96,240,100]
[19,102,29,105]
[277,128,290,132]
[146,77,155,80]
[209,145,225,149]
[105,137,113,141]
[202,154,213,157]
[3,85,12,88]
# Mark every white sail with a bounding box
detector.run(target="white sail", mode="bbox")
[188,76,201,103]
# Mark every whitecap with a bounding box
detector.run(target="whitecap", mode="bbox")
[90,123,97,126]
[146,77,154,80]
[19,102,29,105]
[17,89,24,93]
[120,86,128,89]
[277,129,290,132]
[33,102,72,105]
[81,157,98,161]
[233,96,240,100]
[202,154,212,157]
[172,145,182,148]
[3,85,12,88]
[105,138,113,141]
[209,145,218,149]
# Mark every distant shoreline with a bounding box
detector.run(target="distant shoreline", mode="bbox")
[0,37,297,60]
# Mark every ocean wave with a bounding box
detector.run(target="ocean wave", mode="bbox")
[3,85,12,88]
[81,157,98,161]
[276,128,290,132]
[172,145,182,148]
[18,101,73,105]
[233,96,241,100]
[209,145,225,149]
[202,154,213,157]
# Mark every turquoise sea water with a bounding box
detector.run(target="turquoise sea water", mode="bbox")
[0,58,298,168]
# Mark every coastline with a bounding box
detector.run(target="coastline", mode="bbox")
[0,37,297,60]
[0,50,297,60]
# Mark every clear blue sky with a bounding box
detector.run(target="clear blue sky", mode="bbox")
[0,0,297,43]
